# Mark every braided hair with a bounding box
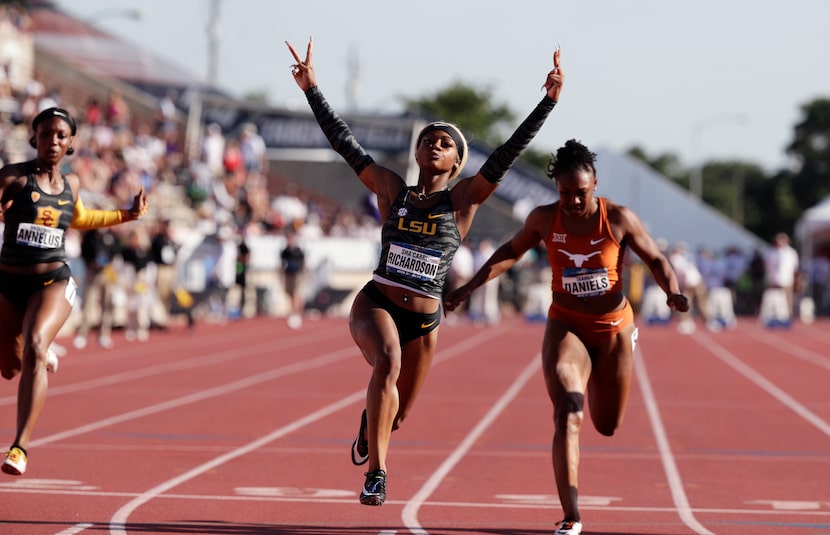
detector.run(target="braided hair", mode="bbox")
[545,139,596,180]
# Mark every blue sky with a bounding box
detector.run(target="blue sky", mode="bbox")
[59,0,830,174]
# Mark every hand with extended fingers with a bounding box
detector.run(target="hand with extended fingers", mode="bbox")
[127,187,148,221]
[543,47,564,101]
[286,37,316,91]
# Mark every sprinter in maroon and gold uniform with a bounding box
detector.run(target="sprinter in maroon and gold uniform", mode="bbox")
[0,107,147,476]
[287,38,564,505]
[445,139,688,535]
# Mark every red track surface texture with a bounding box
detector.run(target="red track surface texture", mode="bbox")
[1,315,829,535]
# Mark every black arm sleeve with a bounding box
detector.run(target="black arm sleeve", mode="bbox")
[479,96,557,184]
[305,86,374,175]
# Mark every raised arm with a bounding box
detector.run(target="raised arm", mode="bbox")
[454,49,564,209]
[287,38,391,195]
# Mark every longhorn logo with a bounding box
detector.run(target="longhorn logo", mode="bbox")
[558,249,601,268]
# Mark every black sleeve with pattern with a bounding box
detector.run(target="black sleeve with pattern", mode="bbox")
[480,96,557,184]
[305,86,374,175]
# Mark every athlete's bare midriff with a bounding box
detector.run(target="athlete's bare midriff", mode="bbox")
[0,260,65,275]
[376,281,441,315]
[551,290,626,314]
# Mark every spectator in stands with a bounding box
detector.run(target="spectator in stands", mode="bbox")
[722,246,746,309]
[0,63,12,100]
[698,247,722,291]
[747,249,766,315]
[201,123,226,179]
[444,238,474,321]
[698,247,735,329]
[233,236,250,319]
[239,122,267,174]
[280,230,306,329]
[238,172,272,229]
[205,225,238,322]
[271,182,307,230]
[668,242,709,333]
[105,90,130,134]
[443,139,688,535]
[763,232,800,318]
[121,226,153,342]
[150,219,178,328]
[222,138,243,175]
[37,88,60,113]
[19,77,44,125]
[83,97,102,128]
[287,38,563,507]
[811,247,830,316]
[469,238,500,325]
[154,90,178,135]
[0,107,147,477]
[73,227,120,350]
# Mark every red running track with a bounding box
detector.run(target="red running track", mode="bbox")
[1,314,828,534]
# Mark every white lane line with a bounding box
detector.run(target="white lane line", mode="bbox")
[1,328,342,406]
[753,329,830,370]
[3,484,830,517]
[695,333,830,437]
[108,390,367,535]
[107,327,507,535]
[635,347,715,535]
[29,346,356,448]
[400,352,541,535]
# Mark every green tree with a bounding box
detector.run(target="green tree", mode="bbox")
[401,82,515,148]
[699,161,768,234]
[521,146,556,173]
[626,146,778,239]
[748,169,800,241]
[786,98,830,211]
[737,97,830,242]
[626,146,687,185]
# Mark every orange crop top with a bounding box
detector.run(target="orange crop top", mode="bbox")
[545,197,625,297]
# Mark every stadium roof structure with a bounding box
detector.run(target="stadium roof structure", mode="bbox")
[594,147,766,253]
[28,1,204,88]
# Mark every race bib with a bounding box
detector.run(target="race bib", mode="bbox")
[561,267,611,297]
[65,277,77,307]
[386,242,442,281]
[15,223,64,249]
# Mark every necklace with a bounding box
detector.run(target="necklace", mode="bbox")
[414,188,447,201]
[33,162,54,177]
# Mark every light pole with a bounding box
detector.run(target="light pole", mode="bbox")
[207,0,222,87]
[689,113,747,199]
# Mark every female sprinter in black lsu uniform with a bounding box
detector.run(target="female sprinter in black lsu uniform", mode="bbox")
[0,107,147,476]
[287,38,564,505]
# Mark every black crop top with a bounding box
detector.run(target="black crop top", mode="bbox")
[374,186,461,298]
[1,174,75,266]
